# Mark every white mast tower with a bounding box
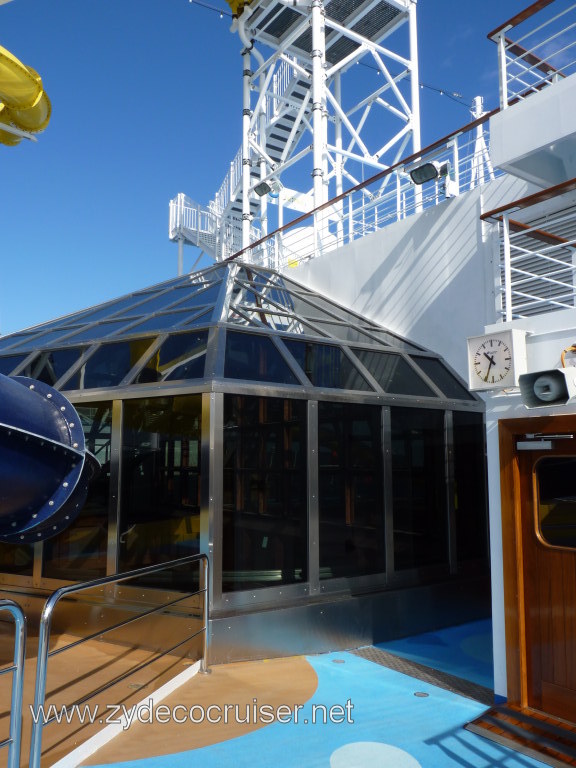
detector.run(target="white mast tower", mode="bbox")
[170,0,421,266]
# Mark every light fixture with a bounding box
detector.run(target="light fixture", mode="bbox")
[254,181,272,196]
[409,160,451,185]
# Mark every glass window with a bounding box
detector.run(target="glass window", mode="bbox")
[306,321,379,344]
[42,403,112,580]
[283,339,372,390]
[62,338,154,390]
[19,347,84,386]
[353,349,436,397]
[64,320,134,344]
[119,396,202,572]
[125,310,198,334]
[225,331,300,385]
[536,457,576,548]
[453,411,488,562]
[391,407,448,570]
[414,356,475,401]
[0,354,27,375]
[318,402,384,579]
[223,395,307,591]
[136,331,208,383]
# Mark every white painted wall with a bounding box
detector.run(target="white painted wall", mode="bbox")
[293,173,531,380]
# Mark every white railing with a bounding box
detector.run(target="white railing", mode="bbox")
[490,0,576,108]
[213,146,243,215]
[481,179,576,320]
[230,111,500,269]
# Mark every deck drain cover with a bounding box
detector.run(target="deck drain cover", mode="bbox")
[414,691,429,697]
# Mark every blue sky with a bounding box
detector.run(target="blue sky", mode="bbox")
[1,0,525,336]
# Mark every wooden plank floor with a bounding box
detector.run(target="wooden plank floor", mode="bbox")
[467,705,576,768]
[0,629,202,767]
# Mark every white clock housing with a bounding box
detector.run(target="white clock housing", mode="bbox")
[467,329,527,391]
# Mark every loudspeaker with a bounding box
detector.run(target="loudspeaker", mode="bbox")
[518,368,576,408]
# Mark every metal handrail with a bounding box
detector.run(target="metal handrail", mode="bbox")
[0,599,26,768]
[490,0,576,108]
[29,553,209,768]
[227,108,500,268]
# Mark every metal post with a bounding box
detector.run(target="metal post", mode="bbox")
[497,32,509,108]
[200,556,211,674]
[311,0,327,218]
[503,213,513,321]
[29,599,55,768]
[242,48,252,251]
[408,0,423,212]
[0,601,26,768]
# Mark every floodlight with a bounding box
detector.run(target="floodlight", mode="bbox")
[409,160,450,185]
[254,181,272,197]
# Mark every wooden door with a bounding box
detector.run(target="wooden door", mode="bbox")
[517,439,576,723]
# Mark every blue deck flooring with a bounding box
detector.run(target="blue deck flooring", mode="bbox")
[84,621,549,768]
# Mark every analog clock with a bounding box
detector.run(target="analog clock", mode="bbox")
[467,330,527,391]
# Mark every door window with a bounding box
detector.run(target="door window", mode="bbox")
[536,456,576,549]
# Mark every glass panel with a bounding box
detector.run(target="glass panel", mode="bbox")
[453,411,488,562]
[305,320,379,344]
[62,338,154,390]
[136,331,208,383]
[64,319,133,344]
[19,347,84,386]
[353,349,436,396]
[537,457,576,548]
[283,339,372,390]
[0,332,37,353]
[119,396,201,572]
[225,331,300,384]
[113,288,190,317]
[42,403,112,580]
[318,402,384,579]
[0,542,34,576]
[414,356,475,401]
[12,326,82,352]
[0,354,27,375]
[223,395,307,591]
[78,295,148,323]
[126,309,202,333]
[391,407,448,570]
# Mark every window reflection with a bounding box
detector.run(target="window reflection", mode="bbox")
[453,412,488,562]
[136,331,208,383]
[537,456,576,548]
[391,408,448,570]
[0,355,26,376]
[20,347,84,386]
[283,339,371,390]
[63,338,154,390]
[225,332,299,384]
[223,395,307,591]
[413,357,475,401]
[318,402,384,578]
[42,403,112,580]
[353,349,435,397]
[120,396,201,571]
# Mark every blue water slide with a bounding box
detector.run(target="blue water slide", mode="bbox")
[0,374,99,543]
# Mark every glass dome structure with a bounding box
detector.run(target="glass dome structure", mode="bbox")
[0,262,488,618]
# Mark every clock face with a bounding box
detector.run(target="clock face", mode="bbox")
[472,337,513,385]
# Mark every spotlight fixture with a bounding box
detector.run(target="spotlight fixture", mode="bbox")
[409,160,451,185]
[254,181,272,197]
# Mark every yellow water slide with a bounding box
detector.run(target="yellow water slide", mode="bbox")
[0,44,50,146]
